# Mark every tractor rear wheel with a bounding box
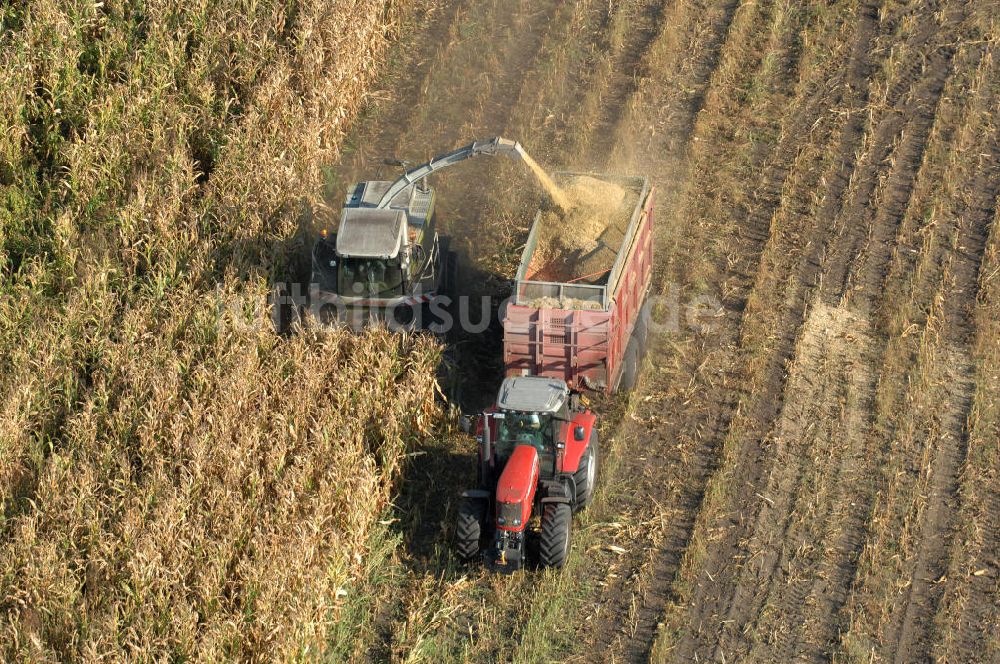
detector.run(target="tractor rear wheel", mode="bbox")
[539,502,572,568]
[455,497,486,561]
[573,431,599,511]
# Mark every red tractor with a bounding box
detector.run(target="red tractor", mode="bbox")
[456,376,598,571]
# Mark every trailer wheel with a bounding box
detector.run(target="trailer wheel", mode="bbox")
[635,310,650,357]
[573,431,599,511]
[539,502,572,568]
[455,497,487,561]
[618,337,640,393]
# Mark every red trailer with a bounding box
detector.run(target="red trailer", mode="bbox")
[503,173,654,394]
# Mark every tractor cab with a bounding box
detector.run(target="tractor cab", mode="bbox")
[492,377,572,477]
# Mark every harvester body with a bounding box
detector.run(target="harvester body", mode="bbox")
[312,180,444,324]
[310,137,523,327]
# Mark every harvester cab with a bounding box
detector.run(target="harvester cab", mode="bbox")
[310,137,524,328]
[456,376,599,572]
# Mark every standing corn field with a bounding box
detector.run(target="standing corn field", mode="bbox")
[0,0,446,659]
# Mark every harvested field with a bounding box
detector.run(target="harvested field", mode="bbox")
[5,0,1000,662]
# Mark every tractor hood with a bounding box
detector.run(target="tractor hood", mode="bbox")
[496,445,540,507]
[336,208,406,259]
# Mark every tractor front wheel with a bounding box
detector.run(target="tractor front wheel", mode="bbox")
[573,431,599,511]
[539,502,572,568]
[455,497,487,561]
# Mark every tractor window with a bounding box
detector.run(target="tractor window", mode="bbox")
[496,412,554,459]
[338,258,404,297]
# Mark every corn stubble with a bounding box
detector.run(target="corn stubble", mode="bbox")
[0,0,441,660]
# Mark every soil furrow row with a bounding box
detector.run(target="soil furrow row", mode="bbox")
[565,0,746,659]
[657,3,884,660]
[736,305,879,664]
[938,186,1000,659]
[733,16,972,661]
[824,12,960,307]
[889,128,1000,664]
[614,3,821,661]
[586,0,670,164]
[943,483,1000,661]
[788,51,977,664]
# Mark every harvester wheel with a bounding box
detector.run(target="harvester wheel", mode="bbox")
[455,497,486,561]
[573,431,599,511]
[438,238,458,297]
[539,502,572,568]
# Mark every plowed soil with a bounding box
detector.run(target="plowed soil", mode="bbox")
[328,0,1000,661]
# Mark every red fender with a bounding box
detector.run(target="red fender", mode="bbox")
[559,410,597,474]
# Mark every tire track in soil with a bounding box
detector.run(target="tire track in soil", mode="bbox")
[832,31,998,658]
[944,481,1000,662]
[888,128,1000,664]
[941,142,1000,652]
[823,5,960,310]
[733,5,977,657]
[659,3,884,660]
[696,39,860,660]
[707,100,868,663]
[737,9,968,662]
[585,0,669,164]
[799,90,966,664]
